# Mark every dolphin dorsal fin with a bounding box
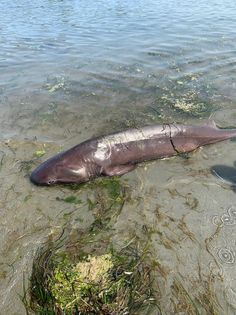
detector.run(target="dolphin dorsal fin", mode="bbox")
[205,119,218,129]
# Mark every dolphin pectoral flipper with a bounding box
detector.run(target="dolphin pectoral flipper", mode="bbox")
[103,164,136,176]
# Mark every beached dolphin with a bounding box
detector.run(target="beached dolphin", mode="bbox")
[30,120,236,186]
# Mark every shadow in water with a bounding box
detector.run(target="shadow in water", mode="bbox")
[211,161,236,192]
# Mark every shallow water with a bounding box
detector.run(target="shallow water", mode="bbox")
[1,0,236,314]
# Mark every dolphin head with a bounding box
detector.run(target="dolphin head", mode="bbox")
[30,159,60,185]
[30,153,89,186]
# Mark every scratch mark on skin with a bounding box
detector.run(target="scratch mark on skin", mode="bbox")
[169,124,181,155]
[167,124,189,158]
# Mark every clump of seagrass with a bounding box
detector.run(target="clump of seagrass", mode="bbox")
[28,244,157,315]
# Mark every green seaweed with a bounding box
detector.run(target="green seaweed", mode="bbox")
[171,276,220,315]
[60,177,126,233]
[0,152,5,172]
[64,177,123,197]
[43,76,66,93]
[97,177,122,201]
[19,159,37,173]
[56,195,82,205]
[27,242,159,315]
[33,150,46,158]
[24,194,32,202]
[145,74,216,120]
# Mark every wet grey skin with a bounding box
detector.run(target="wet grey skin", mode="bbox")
[30,120,236,186]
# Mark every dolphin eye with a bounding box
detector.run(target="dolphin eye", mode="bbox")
[47,179,56,185]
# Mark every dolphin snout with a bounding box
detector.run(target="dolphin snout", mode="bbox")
[30,169,45,185]
[30,167,55,186]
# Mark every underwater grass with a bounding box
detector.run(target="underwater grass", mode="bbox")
[56,195,83,205]
[59,177,127,234]
[63,176,124,197]
[27,242,158,315]
[24,169,222,315]
[171,276,221,315]
[24,173,158,314]
[24,209,223,315]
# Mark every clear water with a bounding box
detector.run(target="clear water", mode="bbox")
[1,0,236,314]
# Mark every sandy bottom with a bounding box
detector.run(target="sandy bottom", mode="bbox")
[0,95,236,314]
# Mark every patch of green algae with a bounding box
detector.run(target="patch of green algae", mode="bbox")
[144,74,217,122]
[65,177,123,199]
[28,245,157,315]
[50,253,114,313]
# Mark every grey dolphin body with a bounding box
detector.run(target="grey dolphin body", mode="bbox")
[30,121,236,185]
